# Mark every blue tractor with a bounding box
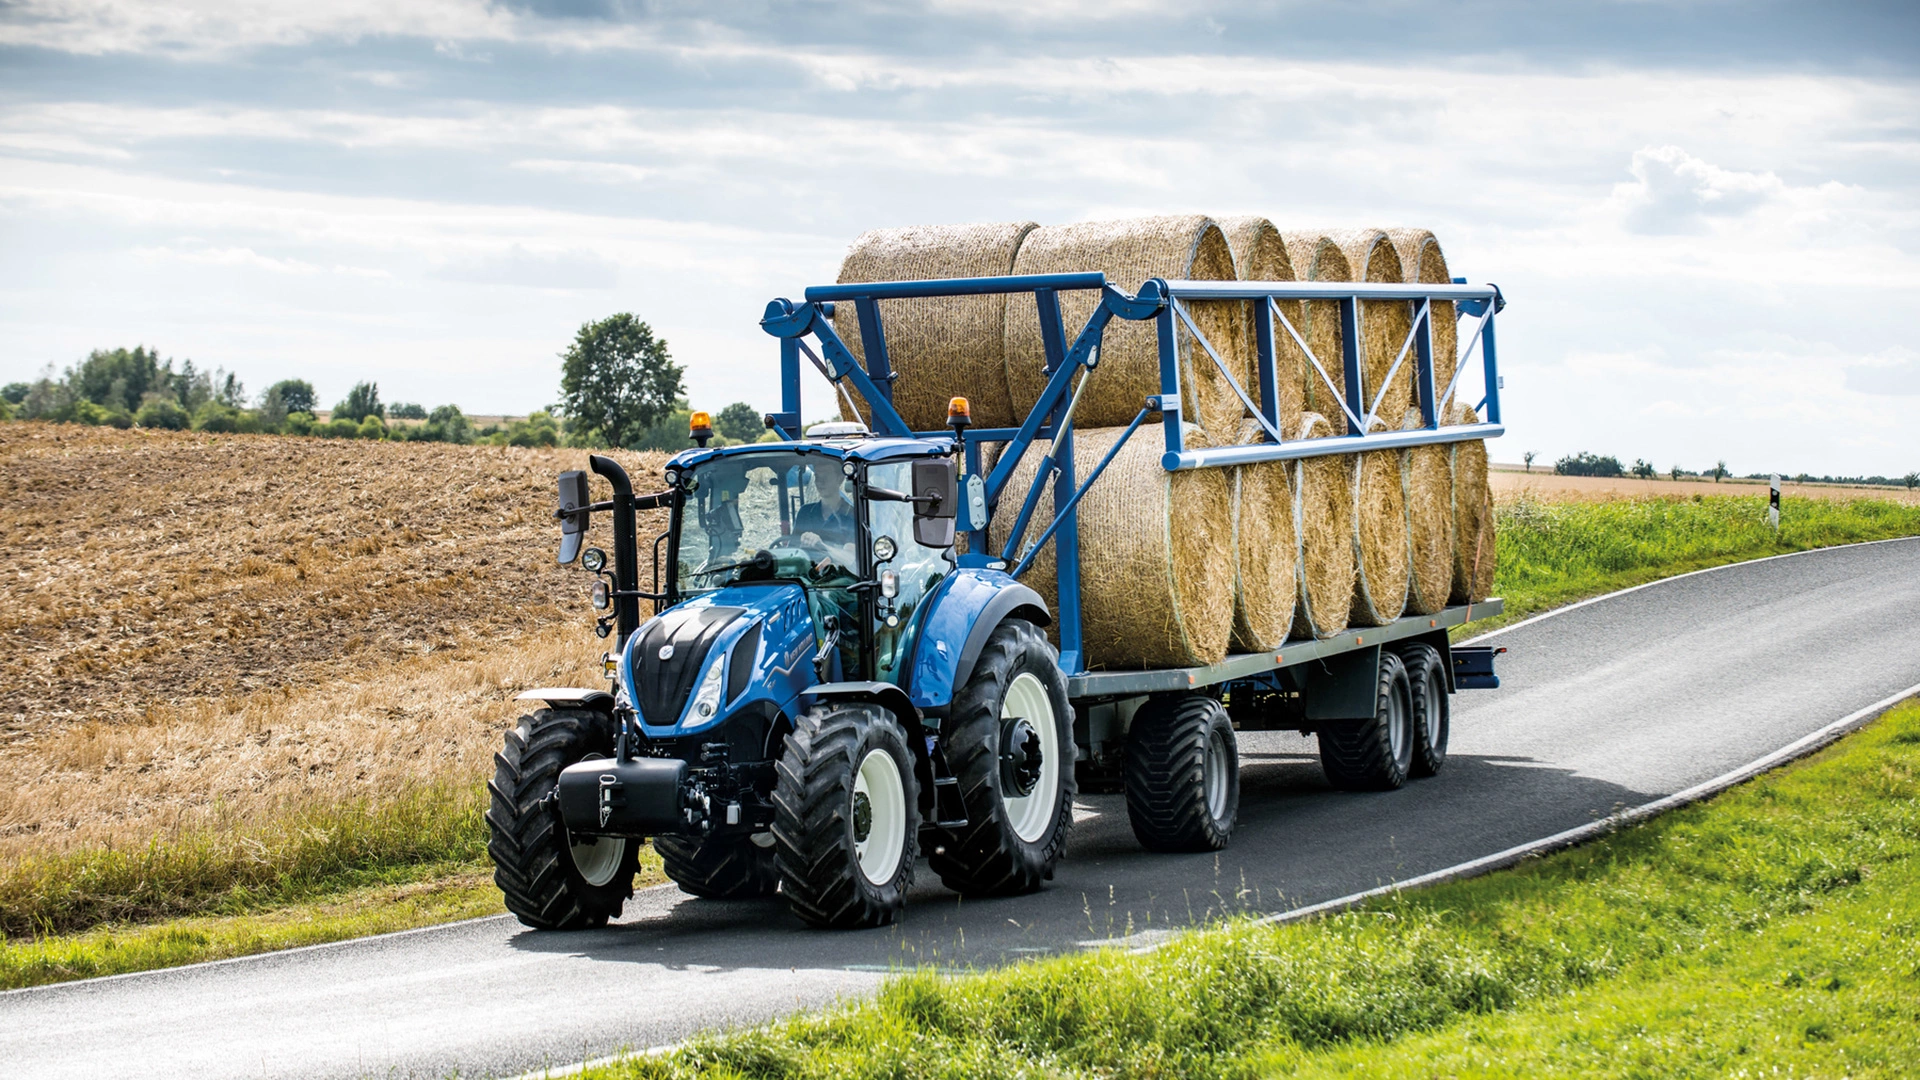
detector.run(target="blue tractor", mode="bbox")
[488,270,1508,930]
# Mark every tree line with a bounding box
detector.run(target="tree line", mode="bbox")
[1522,449,1917,490]
[1,315,772,452]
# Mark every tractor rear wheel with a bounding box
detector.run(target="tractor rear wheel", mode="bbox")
[487,708,639,930]
[926,619,1076,896]
[1397,643,1449,778]
[1318,651,1415,791]
[656,833,779,900]
[1123,693,1239,852]
[772,702,918,928]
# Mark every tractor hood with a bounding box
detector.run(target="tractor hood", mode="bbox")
[621,584,816,736]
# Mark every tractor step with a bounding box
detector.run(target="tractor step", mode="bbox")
[930,775,968,829]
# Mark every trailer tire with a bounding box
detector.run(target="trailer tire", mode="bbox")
[486,708,639,930]
[772,702,918,929]
[1122,694,1239,852]
[926,619,1076,897]
[1397,643,1449,778]
[1318,651,1414,791]
[656,833,779,900]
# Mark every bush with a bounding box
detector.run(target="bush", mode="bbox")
[265,379,317,415]
[1555,451,1624,478]
[105,407,134,430]
[333,382,384,424]
[319,417,360,439]
[389,402,428,420]
[283,411,317,436]
[484,410,560,448]
[135,399,191,431]
[192,402,242,433]
[0,398,11,421]
[403,404,474,444]
[64,399,112,426]
[355,415,388,440]
[0,382,27,406]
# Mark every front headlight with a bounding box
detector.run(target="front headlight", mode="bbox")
[690,657,726,720]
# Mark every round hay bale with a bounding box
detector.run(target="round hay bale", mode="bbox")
[1326,228,1415,433]
[1288,412,1353,640]
[1448,403,1496,603]
[1348,418,1410,628]
[1005,216,1249,438]
[1400,407,1454,616]
[1279,233,1353,433]
[989,424,1232,669]
[832,221,1038,432]
[1218,216,1305,440]
[1229,418,1296,653]
[1385,228,1457,416]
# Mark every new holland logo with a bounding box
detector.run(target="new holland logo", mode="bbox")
[598,774,618,827]
[658,644,674,661]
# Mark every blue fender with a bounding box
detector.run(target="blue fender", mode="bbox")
[905,568,1050,722]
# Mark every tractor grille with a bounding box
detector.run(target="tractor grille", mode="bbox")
[630,605,744,726]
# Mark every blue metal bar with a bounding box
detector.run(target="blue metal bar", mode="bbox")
[807,316,911,437]
[1414,300,1437,429]
[1339,297,1364,434]
[1156,306,1184,459]
[853,298,895,406]
[1253,299,1280,435]
[1273,297,1363,436]
[1482,307,1501,426]
[1365,299,1427,430]
[1159,423,1506,470]
[1035,289,1069,376]
[773,337,803,439]
[1171,298,1277,442]
[805,272,1107,303]
[1010,406,1152,582]
[1159,280,1499,302]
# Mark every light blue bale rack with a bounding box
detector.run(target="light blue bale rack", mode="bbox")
[759,272,1507,681]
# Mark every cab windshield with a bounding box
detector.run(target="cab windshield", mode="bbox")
[676,451,858,594]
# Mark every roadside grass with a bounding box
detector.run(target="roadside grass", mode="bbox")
[594,699,1920,1079]
[1463,493,1920,636]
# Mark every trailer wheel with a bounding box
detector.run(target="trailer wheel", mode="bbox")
[1122,694,1239,852]
[486,708,640,930]
[656,833,779,900]
[926,619,1076,896]
[1397,644,1449,778]
[772,702,918,928]
[1318,651,1414,791]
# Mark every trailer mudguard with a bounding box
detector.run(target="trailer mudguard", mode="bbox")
[906,568,1050,722]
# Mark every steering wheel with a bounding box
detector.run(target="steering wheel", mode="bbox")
[691,548,776,582]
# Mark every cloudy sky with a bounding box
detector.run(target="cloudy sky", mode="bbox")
[1,0,1915,474]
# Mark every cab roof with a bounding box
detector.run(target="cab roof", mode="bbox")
[667,434,954,472]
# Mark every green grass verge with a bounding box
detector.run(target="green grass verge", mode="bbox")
[1462,493,1920,636]
[593,699,1920,1079]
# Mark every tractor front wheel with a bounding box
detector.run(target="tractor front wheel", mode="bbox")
[772,702,918,929]
[486,708,639,930]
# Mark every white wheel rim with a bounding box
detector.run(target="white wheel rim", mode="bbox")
[567,829,626,888]
[1001,672,1061,844]
[1205,724,1232,822]
[853,747,907,885]
[1388,684,1410,765]
[1425,680,1445,754]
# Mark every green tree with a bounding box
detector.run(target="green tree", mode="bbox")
[1713,460,1729,483]
[1,383,27,406]
[1522,450,1535,473]
[136,398,190,430]
[266,379,317,415]
[1906,472,1918,491]
[1631,458,1656,479]
[333,382,384,424]
[716,402,762,443]
[389,401,428,420]
[355,414,388,440]
[557,314,682,448]
[70,347,165,410]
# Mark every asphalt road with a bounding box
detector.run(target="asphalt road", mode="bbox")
[7,537,1919,1080]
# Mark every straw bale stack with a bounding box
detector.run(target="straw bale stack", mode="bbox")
[832,221,1037,431]
[1400,408,1454,616]
[989,425,1233,669]
[1327,228,1415,432]
[1348,423,1410,627]
[1218,216,1305,440]
[1005,216,1249,438]
[1288,412,1354,640]
[1448,403,1496,603]
[1279,233,1352,434]
[1386,228,1456,415]
[1228,419,1296,653]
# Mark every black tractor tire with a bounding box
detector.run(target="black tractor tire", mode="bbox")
[1318,651,1415,791]
[926,619,1077,896]
[1122,694,1239,853]
[772,702,919,929]
[1397,643,1449,778]
[486,708,640,930]
[656,833,779,900]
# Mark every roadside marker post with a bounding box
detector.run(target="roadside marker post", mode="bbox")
[1770,475,1781,530]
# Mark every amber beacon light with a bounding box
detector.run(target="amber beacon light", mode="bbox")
[689,410,713,447]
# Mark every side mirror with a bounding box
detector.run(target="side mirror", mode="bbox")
[557,470,590,564]
[911,458,957,548]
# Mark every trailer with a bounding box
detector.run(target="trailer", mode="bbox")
[487,269,1508,931]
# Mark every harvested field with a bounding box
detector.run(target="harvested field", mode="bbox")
[1490,467,1920,505]
[0,424,667,859]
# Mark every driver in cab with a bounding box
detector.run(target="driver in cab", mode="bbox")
[793,472,857,566]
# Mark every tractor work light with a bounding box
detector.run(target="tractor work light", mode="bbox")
[581,547,607,573]
[590,579,611,610]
